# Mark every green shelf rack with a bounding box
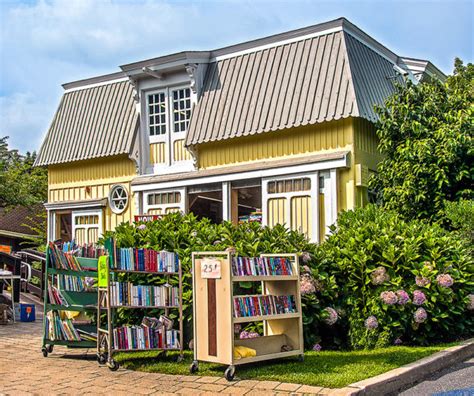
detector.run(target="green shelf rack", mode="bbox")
[41,244,101,358]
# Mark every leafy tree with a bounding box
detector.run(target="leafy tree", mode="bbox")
[370,59,473,223]
[0,136,48,208]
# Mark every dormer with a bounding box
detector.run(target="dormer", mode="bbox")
[120,52,211,175]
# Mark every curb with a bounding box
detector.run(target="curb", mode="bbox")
[339,338,474,395]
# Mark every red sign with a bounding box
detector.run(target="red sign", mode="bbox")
[134,215,162,222]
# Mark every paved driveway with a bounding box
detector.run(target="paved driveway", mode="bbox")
[0,307,328,395]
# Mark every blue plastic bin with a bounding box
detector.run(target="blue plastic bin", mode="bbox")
[20,304,35,322]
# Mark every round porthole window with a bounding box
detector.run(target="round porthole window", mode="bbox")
[109,185,128,214]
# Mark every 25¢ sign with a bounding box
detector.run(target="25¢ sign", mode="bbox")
[201,258,222,279]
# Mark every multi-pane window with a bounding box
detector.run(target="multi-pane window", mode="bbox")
[172,88,191,133]
[72,211,102,245]
[148,92,167,136]
[147,192,181,206]
[267,178,311,194]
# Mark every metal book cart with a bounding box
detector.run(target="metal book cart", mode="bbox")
[191,251,303,381]
[41,246,100,357]
[96,244,184,371]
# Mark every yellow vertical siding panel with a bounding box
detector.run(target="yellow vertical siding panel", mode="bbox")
[172,139,192,163]
[291,196,311,240]
[149,143,166,164]
[198,119,355,169]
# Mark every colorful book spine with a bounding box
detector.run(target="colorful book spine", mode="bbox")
[47,285,69,306]
[233,295,296,318]
[112,326,180,350]
[48,242,83,271]
[58,275,86,292]
[109,282,179,307]
[231,257,293,276]
[45,311,82,341]
[115,248,178,273]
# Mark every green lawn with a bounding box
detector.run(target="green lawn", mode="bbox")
[115,344,451,388]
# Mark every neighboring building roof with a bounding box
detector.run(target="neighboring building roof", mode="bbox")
[0,205,45,239]
[35,80,139,166]
[186,21,407,146]
[401,57,447,82]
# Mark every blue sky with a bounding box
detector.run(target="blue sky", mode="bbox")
[0,0,472,153]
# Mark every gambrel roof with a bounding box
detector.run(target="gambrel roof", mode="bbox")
[35,78,138,166]
[185,20,408,146]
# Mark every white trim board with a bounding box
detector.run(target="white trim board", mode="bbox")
[63,77,130,93]
[131,156,349,193]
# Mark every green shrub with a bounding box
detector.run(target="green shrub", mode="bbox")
[315,205,474,349]
[444,199,474,251]
[101,208,473,350]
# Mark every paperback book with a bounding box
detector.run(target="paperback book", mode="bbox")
[232,257,293,276]
[233,294,297,318]
[114,247,179,273]
[48,242,83,271]
[110,282,179,307]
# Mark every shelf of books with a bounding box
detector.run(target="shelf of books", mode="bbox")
[41,241,105,357]
[191,252,303,381]
[96,244,184,371]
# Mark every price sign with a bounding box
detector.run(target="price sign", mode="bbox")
[201,258,222,279]
[98,255,109,288]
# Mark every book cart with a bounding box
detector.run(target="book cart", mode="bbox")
[96,244,184,371]
[191,251,303,381]
[42,243,100,357]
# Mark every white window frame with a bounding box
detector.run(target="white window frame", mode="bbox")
[145,85,194,172]
[143,187,186,215]
[262,172,319,242]
[72,209,103,245]
[146,89,168,145]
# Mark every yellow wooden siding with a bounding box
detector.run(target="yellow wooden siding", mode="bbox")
[197,119,353,169]
[319,193,325,242]
[150,143,166,164]
[48,155,137,232]
[74,228,85,245]
[173,139,192,162]
[291,196,312,240]
[267,198,286,227]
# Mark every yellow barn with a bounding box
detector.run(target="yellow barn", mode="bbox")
[35,18,444,244]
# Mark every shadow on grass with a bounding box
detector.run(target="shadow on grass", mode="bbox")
[114,345,449,388]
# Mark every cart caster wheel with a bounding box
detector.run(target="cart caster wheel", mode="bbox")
[189,360,199,374]
[107,359,119,371]
[224,365,236,381]
[97,353,107,365]
[41,347,48,358]
[298,354,304,362]
[47,345,54,353]
[176,354,185,363]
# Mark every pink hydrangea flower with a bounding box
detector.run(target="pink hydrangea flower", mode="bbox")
[300,274,316,295]
[371,267,390,285]
[247,332,259,338]
[414,307,428,323]
[412,290,426,306]
[239,331,249,339]
[323,307,338,325]
[394,338,403,345]
[380,291,398,305]
[137,224,147,230]
[467,294,474,311]
[436,274,454,288]
[365,315,378,330]
[312,343,322,351]
[396,290,410,305]
[302,265,311,274]
[301,252,311,263]
[415,276,431,287]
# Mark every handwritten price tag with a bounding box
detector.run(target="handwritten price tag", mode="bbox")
[201,258,222,279]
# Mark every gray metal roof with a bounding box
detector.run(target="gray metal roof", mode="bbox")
[35,80,138,166]
[185,30,404,146]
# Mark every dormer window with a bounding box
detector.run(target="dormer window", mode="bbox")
[146,86,193,168]
[148,92,167,136]
[172,88,191,133]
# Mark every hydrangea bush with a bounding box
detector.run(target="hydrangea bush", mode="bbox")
[314,205,474,349]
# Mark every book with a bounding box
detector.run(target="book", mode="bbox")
[232,257,293,276]
[110,282,179,307]
[112,316,179,350]
[47,285,69,306]
[233,294,297,318]
[114,247,178,273]
[48,242,83,271]
[46,311,82,341]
